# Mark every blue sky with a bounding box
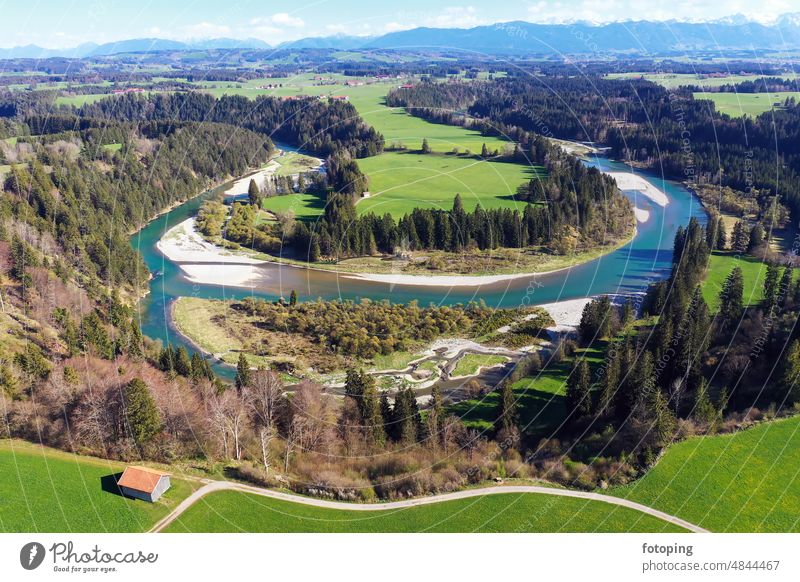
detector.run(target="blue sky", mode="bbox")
[0,0,797,48]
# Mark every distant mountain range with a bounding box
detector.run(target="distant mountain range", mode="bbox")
[2,14,800,59]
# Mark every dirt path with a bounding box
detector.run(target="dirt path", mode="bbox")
[150,480,708,533]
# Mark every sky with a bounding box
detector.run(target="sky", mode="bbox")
[0,0,798,48]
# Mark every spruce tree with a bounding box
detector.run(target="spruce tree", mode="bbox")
[420,138,431,154]
[124,377,162,446]
[718,267,744,334]
[289,289,298,306]
[763,263,780,313]
[566,358,592,416]
[248,178,261,207]
[494,382,518,434]
[235,352,252,390]
[780,340,800,404]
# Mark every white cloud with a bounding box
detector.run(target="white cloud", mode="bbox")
[251,13,305,28]
[426,6,483,28]
[384,21,414,33]
[179,22,232,39]
[525,0,797,25]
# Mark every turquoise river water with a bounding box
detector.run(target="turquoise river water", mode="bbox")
[130,153,706,378]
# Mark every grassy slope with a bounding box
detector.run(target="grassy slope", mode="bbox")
[0,440,194,533]
[701,251,768,310]
[693,92,800,117]
[163,489,685,533]
[613,416,800,532]
[449,346,603,436]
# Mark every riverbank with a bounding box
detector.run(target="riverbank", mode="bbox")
[607,171,669,207]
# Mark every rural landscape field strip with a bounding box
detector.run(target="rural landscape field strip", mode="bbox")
[152,480,705,533]
[612,416,800,533]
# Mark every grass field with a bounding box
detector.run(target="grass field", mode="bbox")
[0,440,194,533]
[163,489,685,533]
[261,192,326,220]
[198,76,541,217]
[452,353,507,377]
[607,72,799,89]
[701,251,769,311]
[448,346,603,436]
[274,152,321,176]
[613,415,800,532]
[694,91,800,117]
[357,152,542,217]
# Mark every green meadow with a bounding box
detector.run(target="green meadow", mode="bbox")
[261,192,326,220]
[613,415,800,532]
[701,251,770,311]
[0,440,194,533]
[357,152,542,217]
[607,72,799,89]
[694,92,800,117]
[448,346,603,437]
[163,489,685,533]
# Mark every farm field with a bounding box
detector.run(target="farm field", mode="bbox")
[612,415,800,532]
[701,251,769,310]
[0,440,194,532]
[162,489,686,533]
[694,91,800,117]
[357,152,542,217]
[607,72,799,89]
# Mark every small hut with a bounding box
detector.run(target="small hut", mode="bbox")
[117,466,171,502]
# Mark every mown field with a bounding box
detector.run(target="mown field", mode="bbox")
[357,152,542,217]
[0,440,194,532]
[199,75,541,218]
[694,91,800,117]
[261,192,326,220]
[613,415,800,532]
[606,72,799,89]
[163,489,685,533]
[701,251,768,310]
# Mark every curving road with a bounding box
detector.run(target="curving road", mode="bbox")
[150,480,708,533]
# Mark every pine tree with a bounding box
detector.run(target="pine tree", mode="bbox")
[718,266,744,334]
[566,358,592,416]
[763,263,780,313]
[715,217,727,250]
[692,379,717,427]
[248,178,261,207]
[235,352,252,391]
[779,265,793,310]
[124,377,162,446]
[481,143,489,158]
[420,138,431,154]
[748,223,765,254]
[174,346,192,377]
[731,221,750,254]
[289,289,298,306]
[494,381,518,434]
[780,340,800,404]
[599,349,620,415]
[426,383,445,447]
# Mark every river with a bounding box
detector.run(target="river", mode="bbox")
[131,152,706,379]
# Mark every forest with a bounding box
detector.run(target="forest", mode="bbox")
[390,77,800,232]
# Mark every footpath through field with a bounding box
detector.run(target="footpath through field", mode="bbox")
[150,480,708,533]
